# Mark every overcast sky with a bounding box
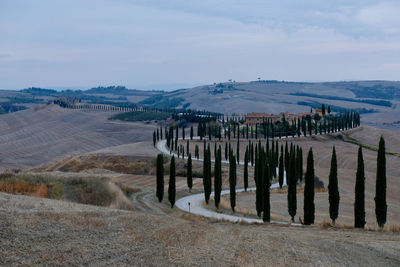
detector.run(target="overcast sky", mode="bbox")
[0,0,399,90]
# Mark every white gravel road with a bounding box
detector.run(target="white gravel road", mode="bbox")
[156,139,300,225]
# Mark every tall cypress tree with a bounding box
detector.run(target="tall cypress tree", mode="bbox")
[207,144,212,199]
[328,146,339,225]
[153,131,156,146]
[225,142,228,161]
[214,147,222,208]
[263,163,271,222]
[304,148,315,225]
[236,140,240,164]
[190,125,194,140]
[354,146,366,228]
[375,136,387,228]
[229,155,237,212]
[284,141,289,172]
[279,149,284,188]
[203,146,210,204]
[156,154,164,202]
[299,147,303,182]
[168,156,176,208]
[187,154,193,192]
[288,152,297,222]
[244,147,249,191]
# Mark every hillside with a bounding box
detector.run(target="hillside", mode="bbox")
[2,191,400,266]
[0,104,155,171]
[2,80,400,130]
[163,80,400,130]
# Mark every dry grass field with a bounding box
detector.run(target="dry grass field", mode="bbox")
[0,104,156,171]
[1,106,400,265]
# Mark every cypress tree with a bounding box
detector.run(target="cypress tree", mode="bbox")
[153,131,156,146]
[225,142,228,161]
[284,141,289,172]
[328,146,339,225]
[244,147,249,191]
[354,146,366,228]
[207,144,212,200]
[156,128,159,141]
[229,155,237,212]
[187,154,193,192]
[190,125,194,140]
[263,163,271,222]
[236,140,240,164]
[203,146,210,204]
[255,145,262,217]
[299,147,303,182]
[195,145,199,159]
[214,147,222,208]
[168,156,176,208]
[214,142,217,160]
[288,152,297,222]
[304,148,315,225]
[156,154,164,202]
[250,142,254,166]
[279,149,284,188]
[375,136,387,228]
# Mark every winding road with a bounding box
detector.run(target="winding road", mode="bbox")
[155,138,303,225]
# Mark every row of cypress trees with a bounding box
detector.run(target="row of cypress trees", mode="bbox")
[354,137,387,228]
[157,134,386,229]
[156,154,176,208]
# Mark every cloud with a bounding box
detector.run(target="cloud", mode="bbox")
[357,2,400,33]
[0,0,400,89]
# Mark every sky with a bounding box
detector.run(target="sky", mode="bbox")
[0,0,399,90]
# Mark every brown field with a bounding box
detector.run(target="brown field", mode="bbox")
[2,105,400,265]
[0,104,156,171]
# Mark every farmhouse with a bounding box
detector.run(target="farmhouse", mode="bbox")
[245,111,314,125]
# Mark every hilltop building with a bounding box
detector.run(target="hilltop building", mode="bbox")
[245,111,314,125]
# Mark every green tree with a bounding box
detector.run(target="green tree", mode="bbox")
[328,146,340,225]
[244,147,249,191]
[354,146,366,228]
[168,156,176,208]
[322,104,326,116]
[229,154,237,212]
[304,148,315,225]
[279,147,284,188]
[375,136,387,228]
[156,154,164,202]
[203,146,211,204]
[225,142,228,161]
[190,125,194,140]
[236,140,240,164]
[214,147,222,208]
[153,131,156,146]
[263,163,271,222]
[187,154,193,192]
[287,152,297,222]
[284,141,289,172]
